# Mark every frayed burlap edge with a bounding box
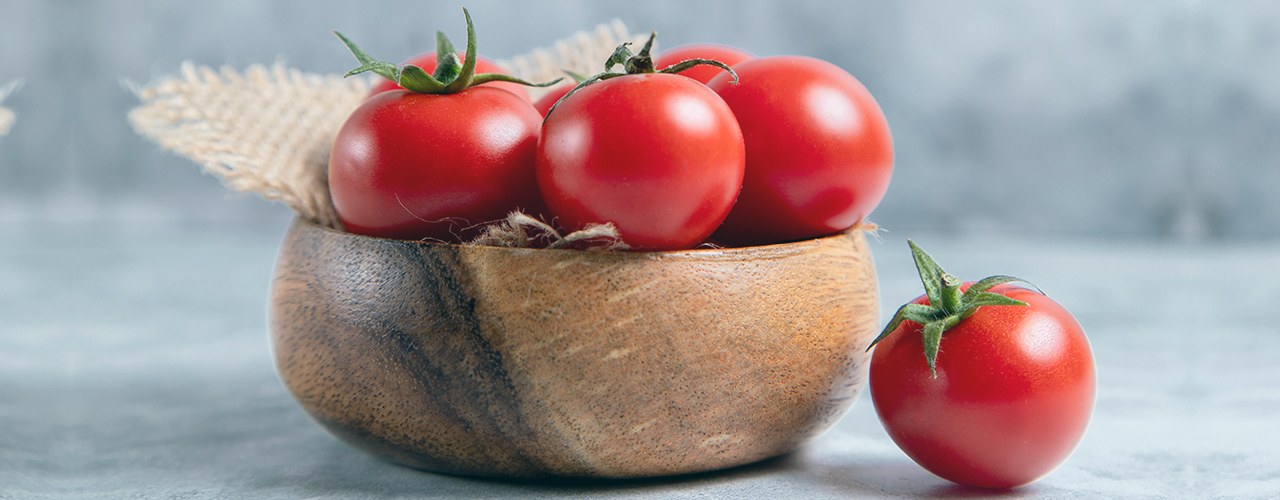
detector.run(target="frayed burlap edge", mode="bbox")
[471,211,630,250]
[0,107,12,137]
[470,215,880,250]
[127,21,647,233]
[0,80,18,137]
[127,64,366,230]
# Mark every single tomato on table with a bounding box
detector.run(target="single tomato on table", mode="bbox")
[537,34,745,250]
[707,56,894,246]
[868,241,1096,489]
[328,9,557,242]
[654,43,754,84]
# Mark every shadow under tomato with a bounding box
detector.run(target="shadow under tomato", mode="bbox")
[257,434,1045,499]
[922,483,1040,499]
[789,456,1044,499]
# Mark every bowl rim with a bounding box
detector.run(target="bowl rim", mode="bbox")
[292,216,872,258]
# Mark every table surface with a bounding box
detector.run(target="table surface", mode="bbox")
[2,217,1277,500]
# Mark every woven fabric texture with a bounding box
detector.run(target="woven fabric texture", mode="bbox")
[0,82,16,136]
[129,64,366,229]
[129,21,644,230]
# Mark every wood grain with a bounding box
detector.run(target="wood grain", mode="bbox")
[269,217,880,479]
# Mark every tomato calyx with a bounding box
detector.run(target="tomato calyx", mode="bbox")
[868,240,1044,377]
[334,8,561,95]
[544,31,740,118]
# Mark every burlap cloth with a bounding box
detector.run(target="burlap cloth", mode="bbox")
[0,81,16,136]
[129,20,644,231]
[0,107,11,136]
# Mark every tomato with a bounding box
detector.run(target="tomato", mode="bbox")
[532,82,574,117]
[330,9,551,242]
[368,52,530,102]
[536,71,745,250]
[869,242,1095,489]
[654,43,755,84]
[706,56,893,246]
[329,85,545,242]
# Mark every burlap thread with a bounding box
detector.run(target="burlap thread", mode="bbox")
[0,81,18,137]
[471,211,630,251]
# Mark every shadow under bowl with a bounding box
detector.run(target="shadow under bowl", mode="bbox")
[269,217,880,479]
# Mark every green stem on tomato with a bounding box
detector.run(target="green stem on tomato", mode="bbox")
[868,240,1040,378]
[623,33,657,73]
[940,274,964,315]
[334,7,561,95]
[434,31,457,68]
[544,31,740,120]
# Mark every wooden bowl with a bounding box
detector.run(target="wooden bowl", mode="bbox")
[269,217,880,479]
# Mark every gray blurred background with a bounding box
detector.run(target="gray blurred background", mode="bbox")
[0,0,1277,242]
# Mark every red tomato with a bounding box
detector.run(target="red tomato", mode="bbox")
[368,52,530,102]
[532,82,574,117]
[707,56,893,246]
[536,73,745,250]
[329,87,545,241]
[870,283,1096,489]
[654,43,754,84]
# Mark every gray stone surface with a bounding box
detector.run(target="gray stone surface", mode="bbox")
[2,216,1277,499]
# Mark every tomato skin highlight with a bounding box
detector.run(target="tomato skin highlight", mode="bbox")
[870,284,1096,489]
[329,87,546,242]
[707,56,893,246]
[654,43,755,84]
[536,73,745,250]
[368,52,531,102]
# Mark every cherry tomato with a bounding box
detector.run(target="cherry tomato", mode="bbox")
[870,282,1096,489]
[329,86,545,241]
[532,82,574,117]
[536,72,745,250]
[654,43,755,84]
[707,56,893,246]
[368,52,530,102]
